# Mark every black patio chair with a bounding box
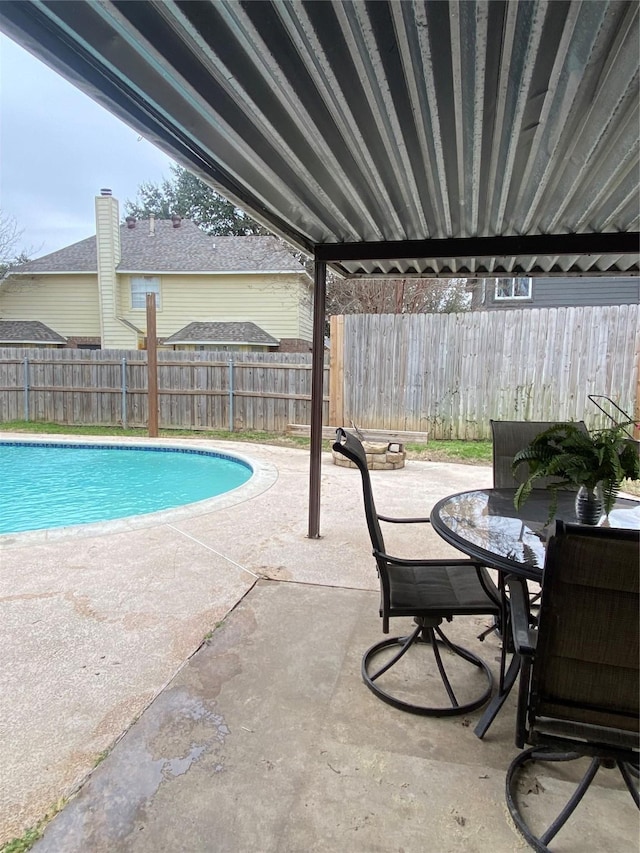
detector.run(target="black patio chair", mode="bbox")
[333,427,501,717]
[505,521,639,852]
[491,419,589,489]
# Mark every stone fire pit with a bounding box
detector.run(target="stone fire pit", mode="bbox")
[332,440,406,470]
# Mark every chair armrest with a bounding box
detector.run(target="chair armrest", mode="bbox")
[377,514,432,525]
[374,550,483,570]
[505,576,537,656]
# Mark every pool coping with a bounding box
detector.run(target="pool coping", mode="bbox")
[0,434,278,549]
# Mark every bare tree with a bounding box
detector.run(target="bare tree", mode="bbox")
[326,277,471,316]
[0,211,24,273]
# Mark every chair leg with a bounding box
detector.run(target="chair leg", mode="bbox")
[477,617,501,642]
[473,650,521,739]
[506,747,639,852]
[365,623,422,682]
[429,627,459,706]
[619,761,640,807]
[361,623,494,717]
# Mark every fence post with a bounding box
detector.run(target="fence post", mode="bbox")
[23,355,30,421]
[121,357,127,429]
[146,294,159,437]
[228,359,234,432]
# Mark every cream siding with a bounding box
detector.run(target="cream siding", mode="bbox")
[118,272,313,341]
[298,280,313,340]
[0,275,101,336]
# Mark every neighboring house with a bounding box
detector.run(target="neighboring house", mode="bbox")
[468,276,639,310]
[0,190,313,352]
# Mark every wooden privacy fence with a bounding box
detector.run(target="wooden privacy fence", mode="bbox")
[330,305,640,440]
[0,349,329,432]
[0,305,637,439]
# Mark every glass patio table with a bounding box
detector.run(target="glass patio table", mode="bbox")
[430,488,640,737]
[431,488,640,580]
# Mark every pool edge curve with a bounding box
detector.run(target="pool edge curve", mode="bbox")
[0,434,278,548]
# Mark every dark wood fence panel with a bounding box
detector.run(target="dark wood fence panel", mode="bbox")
[0,349,328,432]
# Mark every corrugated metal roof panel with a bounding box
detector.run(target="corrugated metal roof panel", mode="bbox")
[0,0,637,276]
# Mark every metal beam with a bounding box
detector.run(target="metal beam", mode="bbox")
[315,232,640,263]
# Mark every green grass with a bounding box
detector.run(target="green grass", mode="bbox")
[92,748,111,768]
[0,420,148,437]
[406,439,492,465]
[1,800,66,853]
[1,827,42,853]
[0,419,493,465]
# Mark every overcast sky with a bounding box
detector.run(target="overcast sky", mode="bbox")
[0,33,175,259]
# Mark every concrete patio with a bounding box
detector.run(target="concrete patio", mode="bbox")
[1,435,637,851]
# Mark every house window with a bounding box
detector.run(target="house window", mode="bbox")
[130,276,161,309]
[494,278,532,300]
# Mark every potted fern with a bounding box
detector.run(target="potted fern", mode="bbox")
[512,421,640,524]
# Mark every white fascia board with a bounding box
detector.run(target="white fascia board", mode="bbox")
[117,317,145,334]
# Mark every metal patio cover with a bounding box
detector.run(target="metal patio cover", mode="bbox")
[0,0,638,277]
[1,0,639,537]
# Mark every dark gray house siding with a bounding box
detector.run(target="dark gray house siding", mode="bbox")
[469,276,639,310]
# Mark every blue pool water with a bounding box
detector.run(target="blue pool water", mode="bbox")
[0,441,253,534]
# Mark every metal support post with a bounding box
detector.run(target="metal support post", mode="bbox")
[308,256,326,538]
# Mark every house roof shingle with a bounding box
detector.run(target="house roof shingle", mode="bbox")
[0,320,66,344]
[163,321,278,346]
[7,221,307,275]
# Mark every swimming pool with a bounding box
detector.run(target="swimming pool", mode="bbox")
[0,440,254,534]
